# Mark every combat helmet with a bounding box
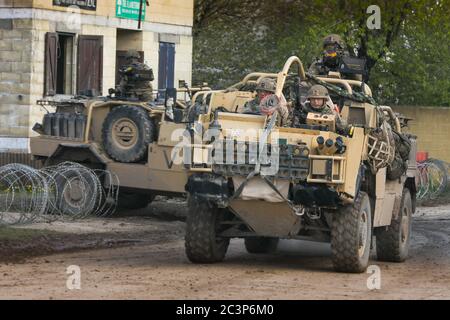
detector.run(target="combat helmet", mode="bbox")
[323,34,344,49]
[125,50,141,60]
[307,85,329,110]
[307,85,329,99]
[256,78,276,93]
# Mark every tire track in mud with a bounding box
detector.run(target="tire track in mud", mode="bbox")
[1,206,450,299]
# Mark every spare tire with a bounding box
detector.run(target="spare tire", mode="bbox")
[102,106,155,163]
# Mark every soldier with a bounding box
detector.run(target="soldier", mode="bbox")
[309,34,366,81]
[243,78,289,126]
[309,34,347,77]
[117,50,155,102]
[243,78,276,114]
[296,85,346,132]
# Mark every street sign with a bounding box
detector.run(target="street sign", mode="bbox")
[116,0,146,21]
[53,0,97,11]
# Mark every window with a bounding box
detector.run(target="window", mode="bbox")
[56,33,74,95]
[44,32,74,96]
[44,32,103,97]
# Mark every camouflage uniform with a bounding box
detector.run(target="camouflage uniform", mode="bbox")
[296,99,336,125]
[308,34,362,81]
[243,96,263,114]
[118,50,155,102]
[243,78,290,126]
[295,85,346,132]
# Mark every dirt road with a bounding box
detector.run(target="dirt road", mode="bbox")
[0,200,449,300]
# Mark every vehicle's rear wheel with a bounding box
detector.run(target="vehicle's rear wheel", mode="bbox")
[55,168,99,217]
[245,237,279,254]
[102,106,155,163]
[331,191,372,273]
[375,188,412,262]
[117,192,155,210]
[185,197,230,263]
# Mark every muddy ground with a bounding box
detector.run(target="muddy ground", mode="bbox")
[0,197,449,300]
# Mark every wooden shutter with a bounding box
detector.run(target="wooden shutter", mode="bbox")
[77,35,103,96]
[44,32,58,96]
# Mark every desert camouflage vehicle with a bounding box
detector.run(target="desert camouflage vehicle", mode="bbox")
[183,56,417,273]
[30,86,211,211]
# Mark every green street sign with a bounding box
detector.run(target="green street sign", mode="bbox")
[116,0,146,21]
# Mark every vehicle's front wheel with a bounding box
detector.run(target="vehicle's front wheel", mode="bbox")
[245,237,279,254]
[375,188,412,262]
[185,197,230,263]
[331,191,372,273]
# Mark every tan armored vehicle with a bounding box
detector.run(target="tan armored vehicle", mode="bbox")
[30,86,210,210]
[183,56,417,273]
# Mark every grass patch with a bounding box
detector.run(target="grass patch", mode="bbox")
[0,227,61,241]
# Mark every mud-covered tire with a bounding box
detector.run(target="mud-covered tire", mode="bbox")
[185,198,230,263]
[117,192,155,210]
[54,168,99,217]
[102,106,155,163]
[245,237,279,254]
[376,189,412,262]
[331,191,372,273]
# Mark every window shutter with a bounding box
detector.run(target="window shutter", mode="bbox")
[77,35,103,96]
[44,32,58,96]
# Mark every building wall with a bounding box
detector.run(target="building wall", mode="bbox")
[392,106,450,162]
[0,18,34,144]
[1,0,194,26]
[0,0,194,152]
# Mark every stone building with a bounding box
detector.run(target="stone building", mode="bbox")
[0,0,194,155]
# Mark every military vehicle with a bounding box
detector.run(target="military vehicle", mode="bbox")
[30,55,416,273]
[183,56,417,273]
[30,85,211,210]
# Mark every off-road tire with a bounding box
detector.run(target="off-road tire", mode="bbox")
[102,106,154,163]
[245,237,279,254]
[331,191,372,273]
[117,192,155,210]
[375,188,412,262]
[55,168,99,217]
[185,198,230,263]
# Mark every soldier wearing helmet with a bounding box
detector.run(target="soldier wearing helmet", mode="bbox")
[242,78,290,126]
[309,34,365,81]
[117,50,155,102]
[306,85,335,114]
[296,85,345,131]
[309,34,346,76]
[243,78,277,114]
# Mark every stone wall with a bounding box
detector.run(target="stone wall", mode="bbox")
[0,18,34,140]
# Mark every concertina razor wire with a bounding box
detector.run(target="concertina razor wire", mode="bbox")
[0,162,119,226]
